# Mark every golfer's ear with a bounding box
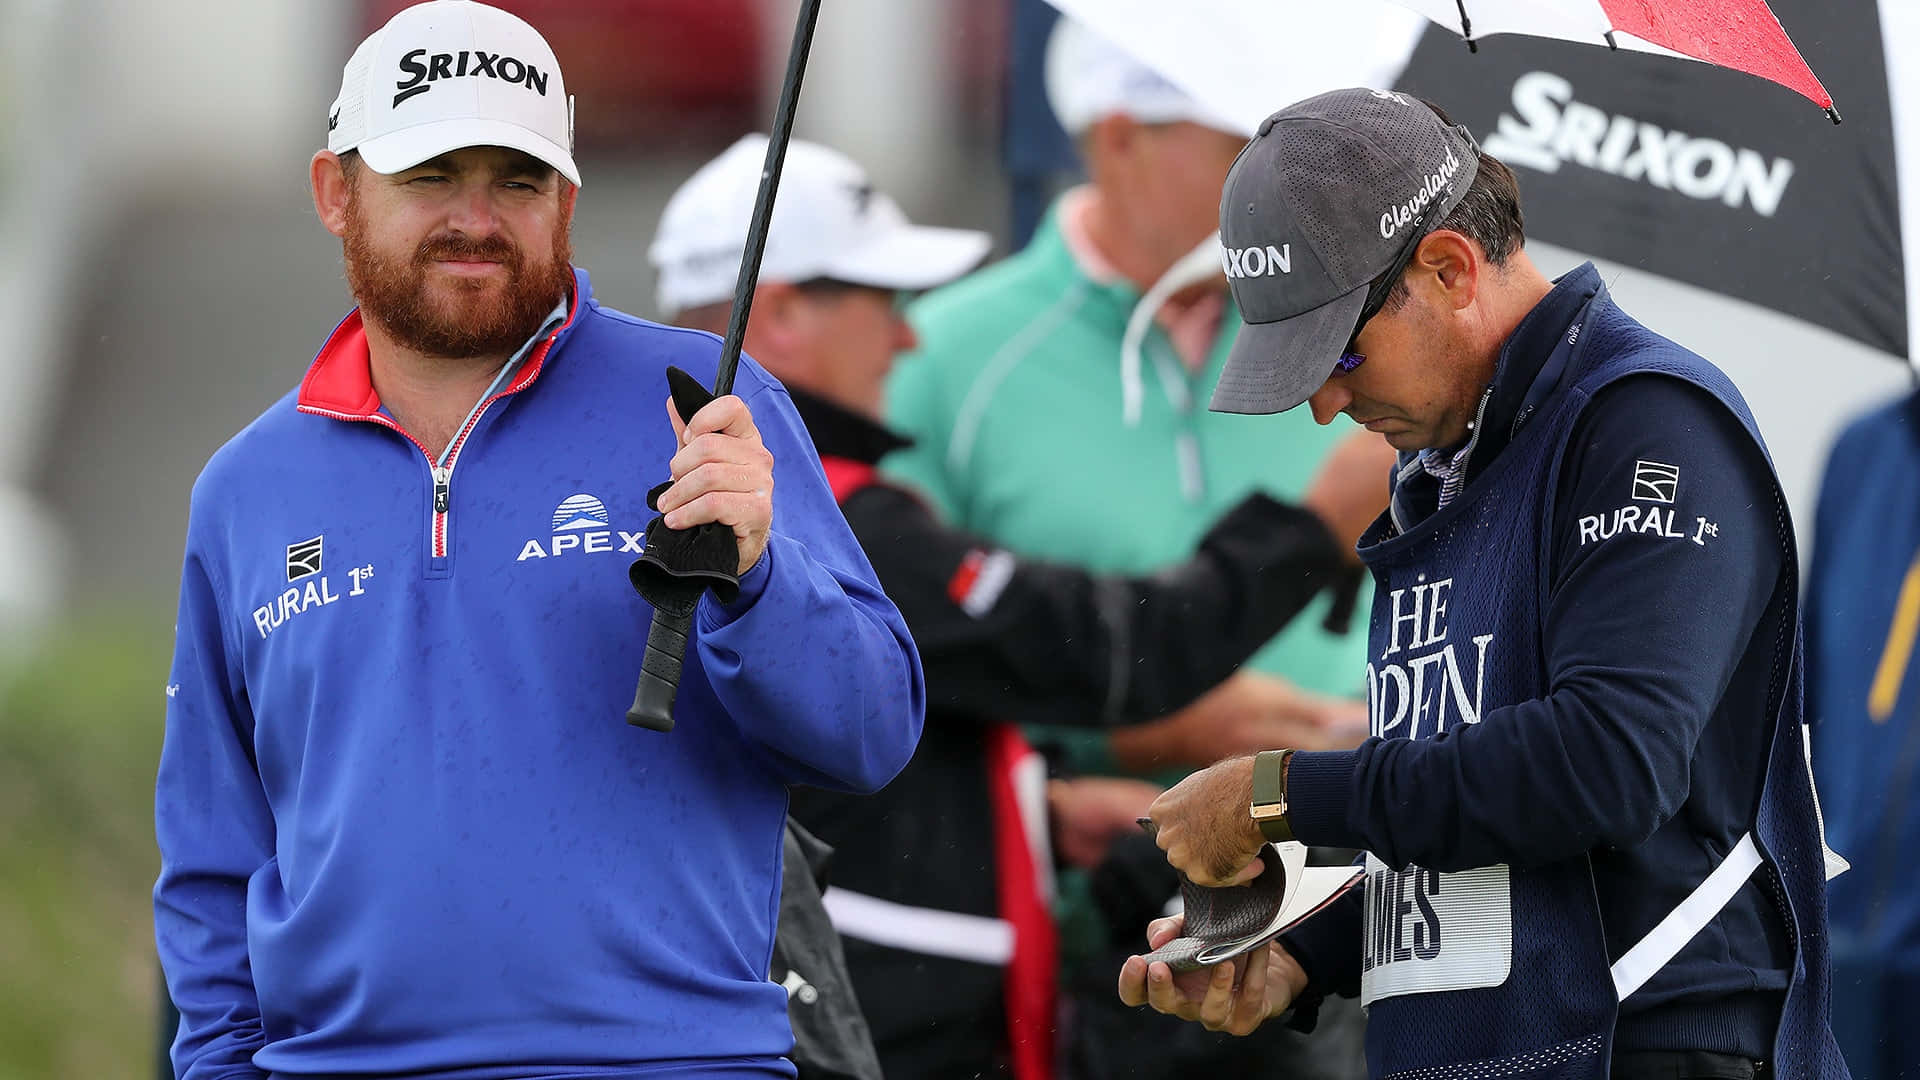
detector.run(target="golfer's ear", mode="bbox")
[312,151,351,238]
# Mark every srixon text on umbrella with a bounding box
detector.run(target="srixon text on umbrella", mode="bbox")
[1484,71,1795,218]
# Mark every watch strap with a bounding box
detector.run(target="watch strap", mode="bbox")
[1251,749,1294,843]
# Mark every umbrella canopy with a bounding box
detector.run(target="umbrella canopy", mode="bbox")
[1388,0,1833,116]
[1393,0,1908,358]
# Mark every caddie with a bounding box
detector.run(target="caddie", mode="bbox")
[1122,89,1849,1080]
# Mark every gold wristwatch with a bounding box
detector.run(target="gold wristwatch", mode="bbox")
[1250,749,1295,843]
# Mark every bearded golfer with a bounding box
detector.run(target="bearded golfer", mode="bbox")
[152,3,923,1077]
[1120,90,1849,1080]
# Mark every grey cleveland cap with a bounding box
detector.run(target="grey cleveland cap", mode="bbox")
[1212,88,1481,415]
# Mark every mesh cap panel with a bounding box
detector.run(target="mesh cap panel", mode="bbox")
[1223,89,1480,323]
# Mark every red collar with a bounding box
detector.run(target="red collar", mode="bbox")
[818,455,881,503]
[296,286,583,419]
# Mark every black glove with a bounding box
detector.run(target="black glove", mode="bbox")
[628,366,743,609]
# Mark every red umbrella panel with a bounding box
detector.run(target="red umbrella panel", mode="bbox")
[1391,0,1835,117]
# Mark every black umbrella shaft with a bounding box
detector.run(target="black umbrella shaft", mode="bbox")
[1455,0,1476,51]
[714,0,824,398]
[626,0,824,734]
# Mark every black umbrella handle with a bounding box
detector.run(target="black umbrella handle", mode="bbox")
[627,603,694,732]
[626,0,823,732]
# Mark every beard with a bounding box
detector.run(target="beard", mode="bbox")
[342,191,575,360]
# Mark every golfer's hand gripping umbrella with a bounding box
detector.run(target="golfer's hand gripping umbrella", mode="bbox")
[626,0,823,732]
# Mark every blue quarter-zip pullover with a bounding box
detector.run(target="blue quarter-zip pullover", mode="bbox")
[155,270,925,1080]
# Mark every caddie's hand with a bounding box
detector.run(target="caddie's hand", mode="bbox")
[658,394,774,576]
[1146,754,1265,887]
[1117,915,1308,1035]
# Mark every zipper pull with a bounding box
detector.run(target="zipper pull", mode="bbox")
[432,467,451,514]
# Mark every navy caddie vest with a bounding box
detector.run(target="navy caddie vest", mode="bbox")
[1352,289,1849,1079]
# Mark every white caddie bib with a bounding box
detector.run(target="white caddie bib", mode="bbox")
[1360,855,1514,1007]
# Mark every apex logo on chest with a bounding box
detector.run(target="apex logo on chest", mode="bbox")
[515,493,646,562]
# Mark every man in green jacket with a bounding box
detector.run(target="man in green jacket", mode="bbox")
[887,16,1375,783]
[883,15,1381,1079]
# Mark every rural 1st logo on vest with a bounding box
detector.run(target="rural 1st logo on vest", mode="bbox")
[1361,576,1513,1004]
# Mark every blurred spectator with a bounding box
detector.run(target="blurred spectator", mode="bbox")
[652,134,1383,1080]
[1808,390,1920,1080]
[887,16,1376,782]
[882,16,1379,1078]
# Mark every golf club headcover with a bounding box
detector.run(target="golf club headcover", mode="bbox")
[1138,846,1289,973]
[628,366,743,608]
[665,364,716,426]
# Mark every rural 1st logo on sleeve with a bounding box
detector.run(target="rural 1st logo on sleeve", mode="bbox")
[1577,460,1720,548]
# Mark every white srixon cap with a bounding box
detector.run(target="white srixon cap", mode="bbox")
[328,0,579,186]
[650,135,990,315]
[1044,16,1242,138]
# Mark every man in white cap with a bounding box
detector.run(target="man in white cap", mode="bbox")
[152,4,924,1078]
[653,136,1386,1080]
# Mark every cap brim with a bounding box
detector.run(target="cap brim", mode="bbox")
[821,224,991,293]
[1210,283,1368,415]
[356,117,582,187]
